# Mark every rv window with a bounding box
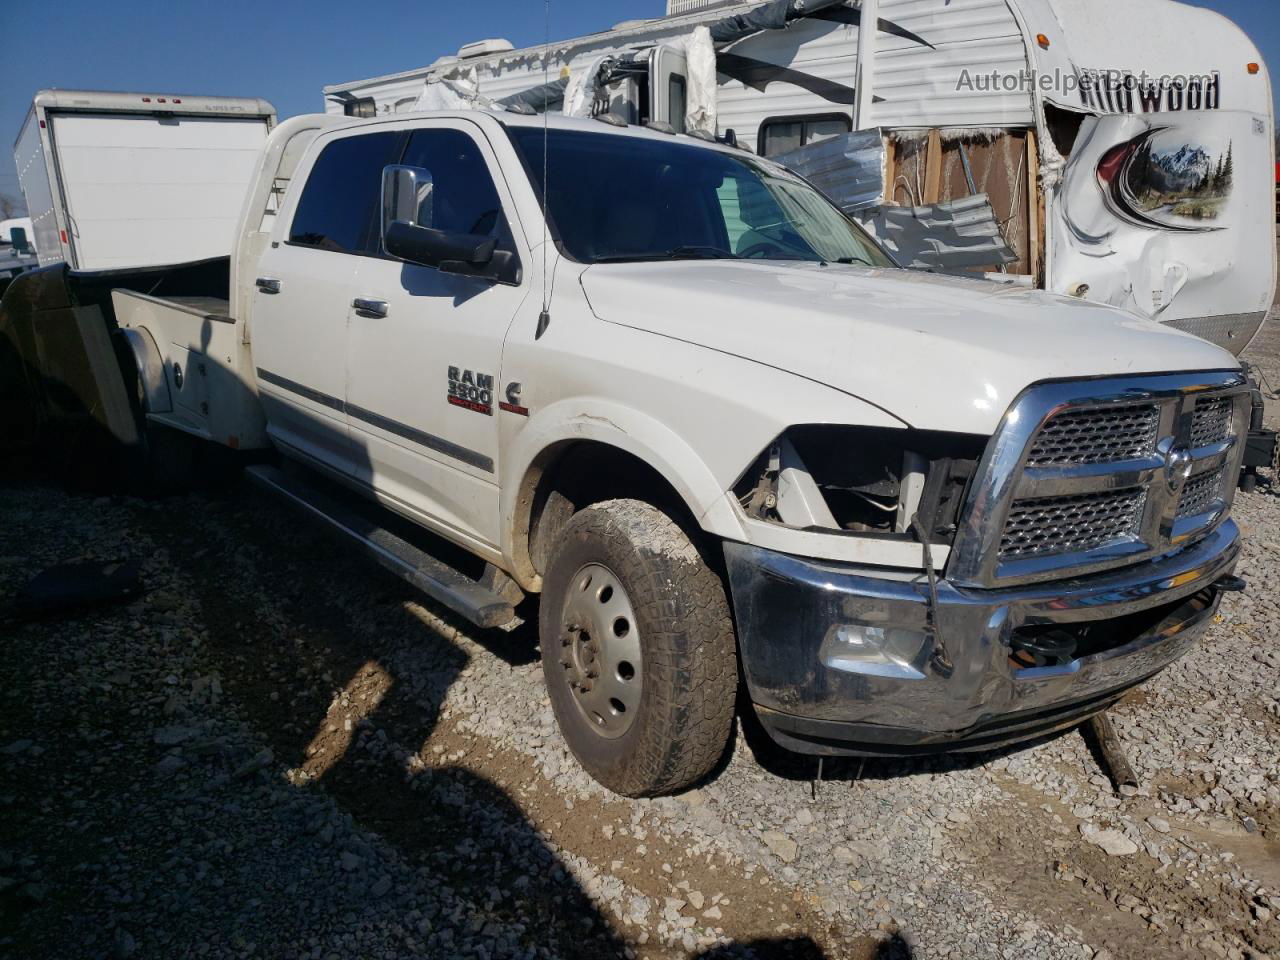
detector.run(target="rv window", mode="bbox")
[806,118,850,145]
[288,132,404,255]
[669,76,687,134]
[399,129,506,239]
[759,114,853,158]
[761,121,803,156]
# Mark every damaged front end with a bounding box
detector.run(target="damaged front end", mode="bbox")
[732,424,982,548]
[724,372,1250,757]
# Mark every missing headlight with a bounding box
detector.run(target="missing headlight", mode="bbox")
[734,425,986,544]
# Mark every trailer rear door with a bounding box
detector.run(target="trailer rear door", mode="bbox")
[48,112,269,270]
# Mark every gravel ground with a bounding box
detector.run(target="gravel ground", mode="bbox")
[1,318,1278,960]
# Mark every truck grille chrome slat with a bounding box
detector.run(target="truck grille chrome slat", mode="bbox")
[1000,488,1145,558]
[1176,467,1226,520]
[1188,396,1234,449]
[1025,405,1159,467]
[948,372,1251,588]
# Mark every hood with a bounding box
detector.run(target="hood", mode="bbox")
[579,260,1240,435]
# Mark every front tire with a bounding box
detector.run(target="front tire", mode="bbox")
[539,499,737,796]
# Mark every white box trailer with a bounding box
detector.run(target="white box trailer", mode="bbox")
[322,0,1277,356]
[13,90,275,271]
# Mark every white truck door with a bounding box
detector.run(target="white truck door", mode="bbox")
[650,46,690,134]
[253,129,405,475]
[345,121,530,553]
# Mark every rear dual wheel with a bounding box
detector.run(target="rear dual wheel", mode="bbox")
[539,499,737,797]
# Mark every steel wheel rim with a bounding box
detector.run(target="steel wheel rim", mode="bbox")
[557,562,643,740]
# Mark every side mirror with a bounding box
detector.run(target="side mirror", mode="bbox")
[380,163,521,285]
[383,221,497,269]
[381,164,433,236]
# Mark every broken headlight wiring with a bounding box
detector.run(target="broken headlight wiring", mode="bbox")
[733,424,986,546]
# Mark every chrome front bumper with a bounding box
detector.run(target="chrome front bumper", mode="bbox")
[724,520,1240,756]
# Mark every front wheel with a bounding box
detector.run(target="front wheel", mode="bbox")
[539,499,737,796]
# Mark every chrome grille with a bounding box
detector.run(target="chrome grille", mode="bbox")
[1177,468,1226,520]
[1026,405,1159,466]
[1000,488,1145,559]
[948,372,1250,588]
[1189,397,1234,449]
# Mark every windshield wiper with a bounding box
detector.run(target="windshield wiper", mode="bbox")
[593,245,736,264]
[831,255,874,266]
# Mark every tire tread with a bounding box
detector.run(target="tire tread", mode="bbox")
[541,499,736,796]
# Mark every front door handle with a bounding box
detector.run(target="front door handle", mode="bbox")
[352,297,388,318]
[256,277,281,294]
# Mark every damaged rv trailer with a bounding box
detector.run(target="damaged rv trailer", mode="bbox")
[323,0,1277,357]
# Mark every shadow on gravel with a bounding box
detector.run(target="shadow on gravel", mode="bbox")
[159,491,633,958]
[156,483,873,959]
[691,931,912,958]
[694,935,827,958]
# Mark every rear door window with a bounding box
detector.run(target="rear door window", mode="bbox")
[288,131,403,255]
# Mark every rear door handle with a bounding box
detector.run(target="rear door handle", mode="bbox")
[352,297,388,318]
[256,277,281,294]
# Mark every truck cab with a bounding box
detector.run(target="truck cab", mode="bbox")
[90,109,1253,796]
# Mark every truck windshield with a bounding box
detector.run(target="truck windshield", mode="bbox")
[507,126,895,268]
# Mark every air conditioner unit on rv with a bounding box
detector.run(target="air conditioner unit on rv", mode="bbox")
[457,38,514,60]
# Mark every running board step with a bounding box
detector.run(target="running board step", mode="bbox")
[245,464,519,630]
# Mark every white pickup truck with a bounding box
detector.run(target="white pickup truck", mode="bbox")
[7,109,1254,796]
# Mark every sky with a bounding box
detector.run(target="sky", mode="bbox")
[2,0,1276,214]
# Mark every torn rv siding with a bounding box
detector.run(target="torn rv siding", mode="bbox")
[323,0,1037,140]
[729,0,1035,134]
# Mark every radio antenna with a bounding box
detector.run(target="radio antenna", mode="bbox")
[536,0,552,339]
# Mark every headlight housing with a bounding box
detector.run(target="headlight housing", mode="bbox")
[733,425,988,547]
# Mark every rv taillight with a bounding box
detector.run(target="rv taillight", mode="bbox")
[157,97,167,103]
[60,229,68,244]
[39,120,46,128]
[1036,33,1050,49]
[173,98,182,104]
[142,97,151,103]
[1247,63,1260,75]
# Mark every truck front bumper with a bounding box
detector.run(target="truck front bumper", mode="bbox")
[724,520,1241,757]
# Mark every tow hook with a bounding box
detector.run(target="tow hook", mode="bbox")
[1213,575,1247,594]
